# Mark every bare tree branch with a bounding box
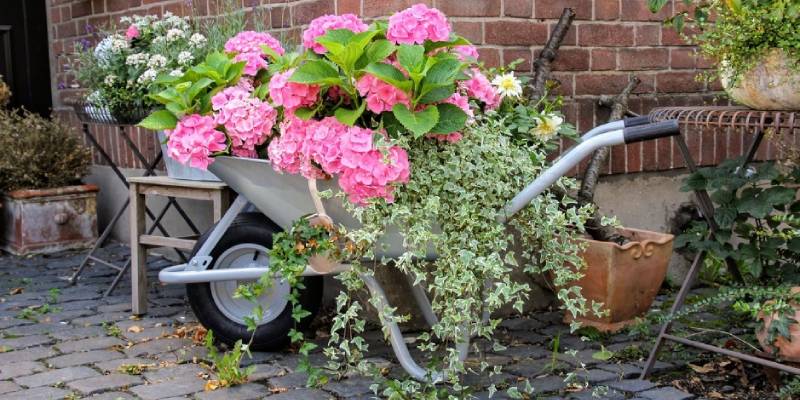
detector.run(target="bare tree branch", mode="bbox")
[529,8,576,101]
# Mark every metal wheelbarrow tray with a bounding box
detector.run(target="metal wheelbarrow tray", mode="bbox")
[158,118,678,382]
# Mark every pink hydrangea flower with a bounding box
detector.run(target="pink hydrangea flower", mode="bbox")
[211,87,277,158]
[462,68,501,110]
[306,117,350,174]
[302,14,369,54]
[386,4,451,45]
[125,25,140,40]
[166,114,227,170]
[224,31,285,76]
[454,45,479,61]
[224,31,285,56]
[269,69,320,111]
[267,116,312,175]
[355,73,410,114]
[339,146,410,205]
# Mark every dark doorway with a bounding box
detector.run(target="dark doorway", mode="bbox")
[0,0,52,116]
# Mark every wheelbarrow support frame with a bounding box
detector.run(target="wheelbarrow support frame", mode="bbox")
[159,118,676,383]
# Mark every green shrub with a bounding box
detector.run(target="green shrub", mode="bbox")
[0,109,91,192]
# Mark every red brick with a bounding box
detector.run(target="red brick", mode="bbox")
[452,21,483,44]
[292,0,335,25]
[670,48,695,69]
[627,142,643,172]
[634,73,656,94]
[610,142,626,173]
[270,6,291,28]
[337,0,361,14]
[362,0,433,17]
[656,71,704,93]
[594,0,619,20]
[661,26,693,46]
[438,0,501,17]
[556,24,577,46]
[576,98,595,134]
[696,54,715,69]
[590,48,615,71]
[620,0,670,21]
[575,73,630,95]
[476,47,501,68]
[577,23,633,47]
[535,0,592,20]
[504,0,532,17]
[56,21,77,38]
[107,0,140,13]
[656,137,672,170]
[71,0,92,17]
[634,24,660,46]
[504,48,532,72]
[550,72,574,96]
[642,137,657,171]
[548,48,590,71]
[51,6,63,23]
[485,20,548,46]
[618,48,668,70]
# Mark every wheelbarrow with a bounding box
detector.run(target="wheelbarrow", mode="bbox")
[159,117,679,382]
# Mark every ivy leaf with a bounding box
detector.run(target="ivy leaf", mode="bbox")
[290,60,341,86]
[429,103,467,134]
[334,102,366,126]
[138,110,177,131]
[392,104,439,138]
[647,0,670,13]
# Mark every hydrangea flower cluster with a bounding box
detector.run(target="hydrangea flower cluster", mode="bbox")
[224,31,285,76]
[462,68,502,110]
[386,4,451,45]
[211,87,278,158]
[355,73,411,113]
[302,14,369,54]
[268,69,321,111]
[166,115,227,170]
[268,116,410,205]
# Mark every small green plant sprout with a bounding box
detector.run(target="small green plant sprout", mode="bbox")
[47,287,60,304]
[16,303,61,321]
[103,322,122,338]
[117,363,152,375]
[203,330,255,388]
[591,345,615,361]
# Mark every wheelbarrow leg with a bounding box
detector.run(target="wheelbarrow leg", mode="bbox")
[405,274,438,327]
[362,274,469,383]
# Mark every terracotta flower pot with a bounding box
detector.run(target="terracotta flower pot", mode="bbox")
[564,227,674,332]
[721,48,800,110]
[0,185,99,255]
[756,287,800,361]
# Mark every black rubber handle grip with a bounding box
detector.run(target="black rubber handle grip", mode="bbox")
[623,120,680,144]
[623,115,651,127]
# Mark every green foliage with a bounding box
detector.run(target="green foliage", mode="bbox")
[648,0,800,85]
[16,303,61,321]
[203,330,254,387]
[103,322,122,338]
[676,158,800,283]
[47,288,60,304]
[0,109,91,192]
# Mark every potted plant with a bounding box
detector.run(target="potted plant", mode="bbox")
[0,108,97,255]
[72,12,219,180]
[140,5,595,396]
[649,0,800,110]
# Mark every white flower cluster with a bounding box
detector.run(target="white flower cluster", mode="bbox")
[148,54,168,69]
[125,53,150,67]
[177,51,193,66]
[104,74,117,86]
[94,35,128,66]
[137,69,158,84]
[189,33,207,48]
[166,28,185,43]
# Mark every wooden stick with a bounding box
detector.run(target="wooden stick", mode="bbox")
[529,8,576,101]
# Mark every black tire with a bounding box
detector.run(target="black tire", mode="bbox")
[186,212,323,351]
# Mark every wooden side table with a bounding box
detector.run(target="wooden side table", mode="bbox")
[128,176,230,315]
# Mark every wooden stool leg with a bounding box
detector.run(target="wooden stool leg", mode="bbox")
[212,189,231,222]
[130,184,148,315]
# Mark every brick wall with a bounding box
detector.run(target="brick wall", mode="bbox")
[49,0,741,174]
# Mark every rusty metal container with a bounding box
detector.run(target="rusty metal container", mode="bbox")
[0,185,99,255]
[565,227,674,332]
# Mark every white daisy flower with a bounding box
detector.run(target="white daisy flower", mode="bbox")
[531,114,564,141]
[491,72,523,98]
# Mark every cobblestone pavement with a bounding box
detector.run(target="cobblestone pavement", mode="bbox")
[0,245,695,400]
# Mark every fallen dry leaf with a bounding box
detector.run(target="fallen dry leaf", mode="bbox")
[708,391,724,399]
[127,325,144,333]
[688,363,714,374]
[204,380,220,391]
[9,287,23,295]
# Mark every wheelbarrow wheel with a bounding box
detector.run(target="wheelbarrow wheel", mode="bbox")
[186,212,323,350]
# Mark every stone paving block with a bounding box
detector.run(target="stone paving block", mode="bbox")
[500,317,547,331]
[248,363,285,382]
[67,373,143,395]
[94,357,156,373]
[0,318,33,329]
[0,346,58,363]
[569,388,626,399]
[323,376,373,398]
[14,366,100,388]
[264,388,335,399]
[528,375,567,394]
[143,363,206,383]
[597,363,644,379]
[4,322,71,336]
[46,349,124,368]
[71,312,131,326]
[124,325,175,342]
[56,336,126,353]
[50,325,107,340]
[97,302,133,313]
[0,386,71,400]
[0,360,47,379]
[573,368,619,384]
[639,387,695,400]
[194,383,267,400]
[606,379,658,393]
[0,380,22,395]
[494,344,551,360]
[0,334,53,350]
[557,349,603,367]
[268,372,310,390]
[125,337,194,357]
[130,377,206,399]
[86,391,137,399]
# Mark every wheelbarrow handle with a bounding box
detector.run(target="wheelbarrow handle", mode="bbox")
[623,115,652,128]
[623,120,680,144]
